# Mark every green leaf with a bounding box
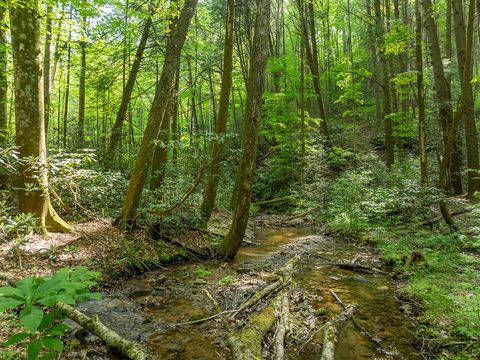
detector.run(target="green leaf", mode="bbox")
[55,294,76,305]
[0,296,24,312]
[4,332,30,346]
[38,312,56,331]
[37,296,58,307]
[42,337,63,352]
[27,339,42,360]
[45,324,69,336]
[0,286,24,298]
[20,306,44,334]
[40,352,56,360]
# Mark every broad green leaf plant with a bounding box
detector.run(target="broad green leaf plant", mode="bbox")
[0,266,101,360]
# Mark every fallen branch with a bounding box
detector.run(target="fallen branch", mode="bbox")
[55,302,146,360]
[148,166,205,217]
[418,208,473,227]
[172,309,239,327]
[315,254,389,275]
[252,196,292,207]
[285,205,321,221]
[273,291,290,360]
[234,255,299,315]
[227,294,281,360]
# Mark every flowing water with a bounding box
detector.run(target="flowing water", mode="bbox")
[77,228,421,359]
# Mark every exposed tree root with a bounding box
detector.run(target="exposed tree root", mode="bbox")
[55,302,146,360]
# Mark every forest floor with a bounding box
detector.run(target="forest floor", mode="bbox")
[1,210,479,359]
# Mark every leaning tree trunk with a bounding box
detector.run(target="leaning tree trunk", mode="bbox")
[9,0,70,233]
[423,0,463,195]
[108,12,153,158]
[452,0,480,199]
[115,0,198,228]
[219,0,271,258]
[200,0,235,225]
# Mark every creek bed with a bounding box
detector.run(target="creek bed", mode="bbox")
[75,228,421,359]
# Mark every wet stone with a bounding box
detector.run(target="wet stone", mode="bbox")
[128,288,153,298]
[193,278,207,285]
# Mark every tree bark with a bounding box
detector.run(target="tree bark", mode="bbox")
[62,26,72,150]
[423,0,463,195]
[374,0,394,167]
[219,0,271,257]
[115,0,198,228]
[200,0,235,225]
[78,15,87,149]
[43,3,52,138]
[439,0,476,226]
[416,0,428,184]
[108,12,153,157]
[0,6,7,189]
[452,0,480,199]
[9,0,70,233]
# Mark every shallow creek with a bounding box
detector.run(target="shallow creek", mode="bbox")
[78,228,421,359]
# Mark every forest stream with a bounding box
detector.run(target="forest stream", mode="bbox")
[73,228,422,360]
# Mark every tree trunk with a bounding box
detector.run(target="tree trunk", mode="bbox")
[422,0,463,195]
[219,0,271,257]
[200,0,235,225]
[374,0,394,167]
[63,29,72,150]
[439,0,476,225]
[296,0,331,146]
[416,0,427,185]
[115,0,198,228]
[108,13,153,157]
[43,4,52,138]
[9,0,70,233]
[78,15,87,149]
[171,63,180,166]
[0,6,7,189]
[452,0,480,199]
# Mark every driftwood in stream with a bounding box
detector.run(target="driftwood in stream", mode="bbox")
[234,255,299,315]
[55,302,146,360]
[227,294,282,360]
[320,303,358,360]
[315,254,389,275]
[273,291,290,360]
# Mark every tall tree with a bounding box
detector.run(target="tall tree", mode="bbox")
[297,0,331,146]
[219,0,271,257]
[0,4,7,190]
[374,0,394,167]
[416,0,427,184]
[422,0,463,194]
[43,3,52,136]
[9,0,70,232]
[78,15,87,148]
[452,0,480,198]
[108,7,153,157]
[115,0,198,228]
[200,0,235,225]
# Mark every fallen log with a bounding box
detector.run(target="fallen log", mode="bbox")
[273,291,290,360]
[234,255,299,315]
[285,205,321,221]
[227,294,281,360]
[315,254,389,275]
[55,302,146,360]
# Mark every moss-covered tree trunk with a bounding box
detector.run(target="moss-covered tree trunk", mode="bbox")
[115,0,198,228]
[9,0,70,233]
[200,0,235,225]
[219,0,271,258]
[43,3,52,137]
[78,15,87,149]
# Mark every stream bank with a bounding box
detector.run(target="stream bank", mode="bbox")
[62,225,421,359]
